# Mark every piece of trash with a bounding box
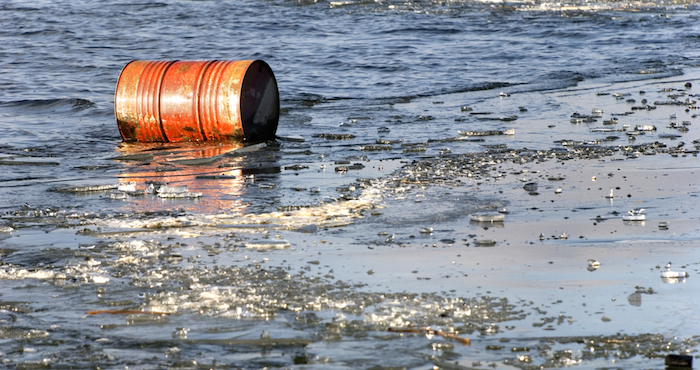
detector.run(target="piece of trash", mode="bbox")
[665,354,693,367]
[474,239,497,247]
[522,182,538,192]
[387,327,470,345]
[661,262,689,283]
[156,185,188,194]
[470,214,505,223]
[116,60,278,142]
[117,181,136,192]
[245,240,290,250]
[661,270,689,278]
[157,192,203,199]
[458,129,514,136]
[52,184,119,193]
[622,208,645,221]
[587,259,600,271]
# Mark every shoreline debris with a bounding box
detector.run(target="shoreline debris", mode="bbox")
[469,213,505,223]
[622,208,645,221]
[387,327,471,345]
[459,129,514,136]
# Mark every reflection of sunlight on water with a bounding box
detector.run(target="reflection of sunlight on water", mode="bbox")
[114,141,251,214]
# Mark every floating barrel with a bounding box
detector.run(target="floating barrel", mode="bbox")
[115,60,279,142]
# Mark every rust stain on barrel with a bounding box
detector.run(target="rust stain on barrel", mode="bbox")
[115,60,279,143]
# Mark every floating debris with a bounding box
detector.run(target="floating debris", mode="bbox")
[276,135,305,142]
[403,146,426,153]
[628,293,642,307]
[387,327,470,345]
[470,214,505,223]
[587,259,600,271]
[360,145,393,151]
[522,182,538,192]
[157,192,203,199]
[665,354,693,367]
[284,164,309,171]
[458,129,514,136]
[244,240,291,250]
[474,239,497,247]
[51,184,119,193]
[590,127,625,133]
[312,133,356,140]
[156,185,188,194]
[477,115,517,122]
[635,125,656,131]
[117,181,136,192]
[622,208,645,221]
[660,262,688,282]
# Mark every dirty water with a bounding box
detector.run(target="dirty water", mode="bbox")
[2,1,700,368]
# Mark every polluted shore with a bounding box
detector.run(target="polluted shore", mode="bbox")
[2,1,700,368]
[2,72,700,368]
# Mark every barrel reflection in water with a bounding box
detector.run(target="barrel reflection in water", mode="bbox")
[114,141,280,214]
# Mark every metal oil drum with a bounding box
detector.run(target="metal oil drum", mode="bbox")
[115,60,279,142]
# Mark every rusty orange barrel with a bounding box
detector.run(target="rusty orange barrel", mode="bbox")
[115,60,279,142]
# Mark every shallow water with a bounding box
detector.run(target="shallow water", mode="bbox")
[1,0,700,368]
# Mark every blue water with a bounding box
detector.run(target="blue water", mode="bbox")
[1,1,700,368]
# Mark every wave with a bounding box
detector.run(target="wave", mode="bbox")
[0,98,96,114]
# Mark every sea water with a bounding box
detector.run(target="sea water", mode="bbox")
[1,1,700,368]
